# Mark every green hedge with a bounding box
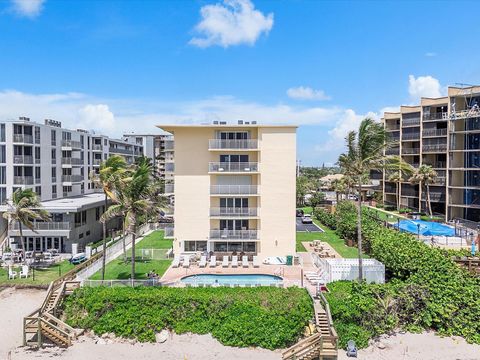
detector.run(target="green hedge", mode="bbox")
[334,201,357,242]
[313,208,336,229]
[63,286,313,349]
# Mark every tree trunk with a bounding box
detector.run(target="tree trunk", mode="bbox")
[336,191,339,203]
[122,217,127,263]
[357,182,364,282]
[426,184,432,217]
[18,222,26,264]
[396,182,400,212]
[101,194,107,281]
[131,222,137,280]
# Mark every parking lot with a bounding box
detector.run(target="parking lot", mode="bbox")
[296,217,324,232]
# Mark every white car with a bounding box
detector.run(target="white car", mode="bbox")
[302,214,313,224]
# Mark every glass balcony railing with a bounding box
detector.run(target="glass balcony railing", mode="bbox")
[10,222,70,231]
[13,155,33,164]
[13,176,34,185]
[210,185,259,195]
[61,157,84,165]
[422,129,447,137]
[62,175,84,183]
[209,229,258,240]
[210,207,258,217]
[13,134,34,144]
[209,139,258,150]
[61,140,83,149]
[209,162,258,173]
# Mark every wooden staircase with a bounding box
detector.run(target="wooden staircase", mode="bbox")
[23,281,81,348]
[282,292,338,360]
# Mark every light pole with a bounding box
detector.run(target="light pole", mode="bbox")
[417,223,421,240]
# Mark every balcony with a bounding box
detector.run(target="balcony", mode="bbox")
[210,185,259,195]
[423,161,446,169]
[93,159,102,166]
[385,148,400,155]
[92,144,103,151]
[385,125,400,131]
[209,162,259,173]
[209,139,258,150]
[422,144,447,153]
[13,176,34,185]
[401,189,419,197]
[109,147,134,155]
[423,112,448,121]
[13,134,34,144]
[164,183,174,194]
[61,157,84,166]
[13,155,33,164]
[402,133,420,141]
[451,108,480,120]
[62,175,84,183]
[402,118,421,127]
[422,129,447,137]
[433,177,446,185]
[384,186,396,194]
[61,140,83,149]
[210,207,258,217]
[210,229,258,240]
[424,192,446,202]
[401,148,420,155]
[10,222,70,231]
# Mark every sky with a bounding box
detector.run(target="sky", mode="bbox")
[1,0,480,165]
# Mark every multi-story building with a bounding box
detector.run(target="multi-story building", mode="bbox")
[378,85,480,222]
[0,117,146,253]
[157,121,296,260]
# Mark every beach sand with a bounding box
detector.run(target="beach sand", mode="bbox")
[3,288,480,360]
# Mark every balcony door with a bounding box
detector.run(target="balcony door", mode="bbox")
[220,219,248,230]
[220,198,248,209]
[218,131,249,140]
[220,154,248,163]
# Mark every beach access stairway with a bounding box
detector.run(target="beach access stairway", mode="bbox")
[282,292,338,360]
[23,280,81,347]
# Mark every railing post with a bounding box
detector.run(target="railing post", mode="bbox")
[37,317,42,348]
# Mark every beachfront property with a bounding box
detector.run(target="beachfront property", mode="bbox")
[0,117,153,253]
[157,121,297,260]
[377,85,480,223]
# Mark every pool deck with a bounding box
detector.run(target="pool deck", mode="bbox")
[160,261,304,287]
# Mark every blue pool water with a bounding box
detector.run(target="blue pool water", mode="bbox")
[394,220,455,237]
[181,274,282,286]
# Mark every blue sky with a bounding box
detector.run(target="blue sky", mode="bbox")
[1,0,480,165]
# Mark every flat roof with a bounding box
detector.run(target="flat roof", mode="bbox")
[157,124,298,132]
[39,193,105,212]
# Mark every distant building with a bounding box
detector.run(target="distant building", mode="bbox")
[319,174,344,189]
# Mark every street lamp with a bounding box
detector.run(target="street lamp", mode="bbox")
[417,223,421,240]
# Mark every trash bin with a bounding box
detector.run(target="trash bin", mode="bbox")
[286,255,293,266]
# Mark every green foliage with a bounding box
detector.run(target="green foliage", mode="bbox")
[420,215,443,222]
[398,208,412,214]
[375,203,384,209]
[63,287,313,349]
[334,201,357,241]
[313,208,336,230]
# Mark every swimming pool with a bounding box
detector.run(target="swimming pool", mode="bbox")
[181,274,283,286]
[394,219,455,237]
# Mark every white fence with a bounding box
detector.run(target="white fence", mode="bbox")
[312,254,385,284]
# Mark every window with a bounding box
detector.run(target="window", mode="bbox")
[74,210,87,227]
[34,126,40,144]
[0,146,5,163]
[80,135,84,148]
[219,154,248,163]
[0,167,5,184]
[52,185,57,194]
[35,186,41,196]
[0,187,6,204]
[219,131,249,140]
[35,147,40,163]
[95,207,100,220]
[51,149,56,160]
[51,167,56,181]
[86,230,90,236]
[79,233,84,239]
[35,167,41,180]
[184,241,207,252]
[62,131,71,141]
[0,124,5,142]
[51,130,56,145]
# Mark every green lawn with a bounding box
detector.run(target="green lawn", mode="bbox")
[90,230,172,280]
[0,260,75,286]
[363,206,403,223]
[301,206,313,214]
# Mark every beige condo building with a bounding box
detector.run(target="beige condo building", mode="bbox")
[378,85,480,223]
[157,122,297,260]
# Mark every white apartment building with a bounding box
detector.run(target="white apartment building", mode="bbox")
[158,121,297,260]
[0,117,146,253]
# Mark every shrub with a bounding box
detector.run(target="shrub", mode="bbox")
[375,203,384,209]
[313,208,336,229]
[398,208,412,214]
[335,201,357,241]
[63,286,313,349]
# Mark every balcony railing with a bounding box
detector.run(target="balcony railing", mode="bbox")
[164,184,174,194]
[433,177,446,185]
[402,118,421,127]
[401,189,418,197]
[61,140,83,149]
[61,157,84,165]
[210,207,258,217]
[384,186,396,194]
[109,147,134,155]
[62,175,84,183]
[424,161,446,168]
[424,192,446,202]
[401,148,420,154]
[209,139,258,150]
[452,108,480,120]
[385,148,400,155]
[209,162,258,173]
[423,112,448,121]
[13,176,34,185]
[422,144,447,152]
[10,222,70,231]
[210,185,259,195]
[13,134,34,143]
[385,125,400,131]
[210,229,258,240]
[422,129,447,137]
[93,159,102,166]
[13,155,33,164]
[402,133,420,140]
[92,144,103,151]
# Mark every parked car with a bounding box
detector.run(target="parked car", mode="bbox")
[302,214,313,224]
[348,194,359,201]
[296,209,304,217]
[69,253,87,265]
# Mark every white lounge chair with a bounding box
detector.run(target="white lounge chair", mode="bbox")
[199,256,207,268]
[8,266,17,280]
[209,255,217,267]
[231,256,238,268]
[242,256,249,268]
[182,256,190,268]
[222,256,229,267]
[172,255,181,268]
[20,265,29,278]
[253,256,260,268]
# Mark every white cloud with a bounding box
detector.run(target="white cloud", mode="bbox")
[189,0,273,48]
[78,104,115,131]
[408,74,444,99]
[10,0,45,18]
[425,52,437,57]
[287,86,331,101]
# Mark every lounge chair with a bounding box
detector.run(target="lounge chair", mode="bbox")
[231,256,238,268]
[252,256,260,268]
[346,340,358,357]
[209,255,217,267]
[182,256,190,268]
[8,266,17,279]
[222,256,229,267]
[20,265,29,278]
[199,255,207,268]
[172,255,181,268]
[242,256,249,268]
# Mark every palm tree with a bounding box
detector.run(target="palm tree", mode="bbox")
[338,118,407,281]
[90,155,127,280]
[3,188,49,259]
[409,165,437,217]
[332,178,346,203]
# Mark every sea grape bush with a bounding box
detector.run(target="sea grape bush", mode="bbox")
[63,286,313,349]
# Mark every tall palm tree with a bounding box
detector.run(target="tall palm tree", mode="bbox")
[3,188,49,259]
[90,155,127,280]
[409,165,437,217]
[338,118,408,281]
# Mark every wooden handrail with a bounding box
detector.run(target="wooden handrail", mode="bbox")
[42,312,76,336]
[40,282,55,313]
[282,333,322,358]
[40,317,71,345]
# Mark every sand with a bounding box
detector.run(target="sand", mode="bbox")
[3,288,480,360]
